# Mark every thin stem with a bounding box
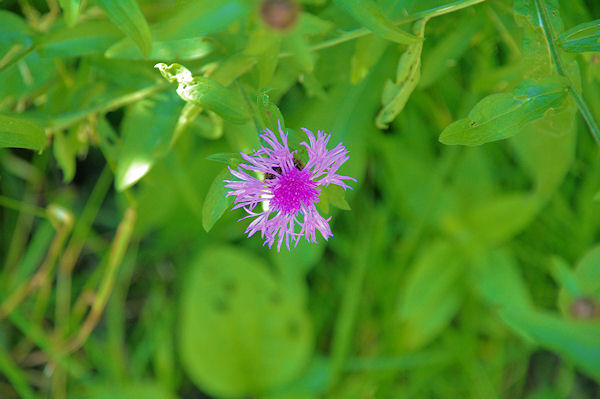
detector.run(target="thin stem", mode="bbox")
[0,195,47,219]
[65,207,137,353]
[534,0,600,145]
[283,0,487,57]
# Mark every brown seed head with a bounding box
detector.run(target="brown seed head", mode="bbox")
[260,0,300,31]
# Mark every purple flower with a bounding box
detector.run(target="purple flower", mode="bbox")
[225,121,356,251]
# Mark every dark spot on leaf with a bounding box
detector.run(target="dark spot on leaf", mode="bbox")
[222,279,236,294]
[470,121,477,127]
[212,298,229,313]
[287,319,300,338]
[269,291,283,305]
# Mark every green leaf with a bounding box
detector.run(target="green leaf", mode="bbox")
[396,241,464,351]
[419,15,481,88]
[206,152,242,165]
[37,20,122,58]
[106,36,216,61]
[95,0,152,57]
[179,246,313,398]
[318,184,351,214]
[58,0,81,26]
[52,130,76,183]
[375,19,426,129]
[202,168,234,233]
[0,11,35,69]
[500,308,600,381]
[557,246,600,317]
[115,92,182,191]
[334,0,421,44]
[256,90,285,135]
[351,34,388,85]
[470,250,532,310]
[155,63,251,124]
[462,192,539,247]
[0,114,46,151]
[439,77,568,146]
[557,19,600,53]
[244,26,281,87]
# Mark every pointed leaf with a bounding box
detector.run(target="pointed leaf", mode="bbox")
[440,77,568,146]
[557,19,600,53]
[202,168,234,232]
[0,114,46,151]
[334,0,420,44]
[95,0,152,56]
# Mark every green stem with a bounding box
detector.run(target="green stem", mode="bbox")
[0,195,47,219]
[290,0,487,56]
[534,0,600,145]
[0,345,38,399]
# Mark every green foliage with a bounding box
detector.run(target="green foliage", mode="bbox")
[1,0,600,398]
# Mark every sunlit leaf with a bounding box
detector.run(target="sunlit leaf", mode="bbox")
[106,36,216,61]
[0,114,46,151]
[155,63,251,124]
[38,20,121,58]
[96,0,152,56]
[58,0,81,26]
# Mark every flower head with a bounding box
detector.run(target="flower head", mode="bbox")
[225,121,356,251]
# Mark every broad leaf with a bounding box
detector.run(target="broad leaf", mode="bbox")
[439,77,568,146]
[557,19,600,53]
[179,247,313,397]
[0,114,46,151]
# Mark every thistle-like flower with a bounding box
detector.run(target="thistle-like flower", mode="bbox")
[225,121,356,251]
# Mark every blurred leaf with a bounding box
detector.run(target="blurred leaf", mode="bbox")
[557,246,600,317]
[211,53,258,86]
[206,152,242,165]
[557,19,600,53]
[419,15,481,88]
[245,26,281,87]
[284,31,315,72]
[350,34,388,85]
[155,63,251,123]
[202,168,234,232]
[38,21,122,58]
[115,92,182,191]
[334,0,420,44]
[78,381,176,399]
[0,114,46,151]
[439,77,568,146]
[462,192,539,246]
[375,19,426,129]
[471,249,532,310]
[0,10,35,60]
[96,0,152,56]
[58,0,81,26]
[179,247,313,398]
[106,36,216,61]
[500,308,600,381]
[396,241,464,351]
[53,130,76,183]
[155,0,249,40]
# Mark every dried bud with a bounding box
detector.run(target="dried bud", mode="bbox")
[260,0,300,31]
[570,297,597,319]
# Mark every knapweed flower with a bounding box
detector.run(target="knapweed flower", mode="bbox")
[225,121,356,251]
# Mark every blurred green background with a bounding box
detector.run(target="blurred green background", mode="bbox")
[1,0,600,398]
